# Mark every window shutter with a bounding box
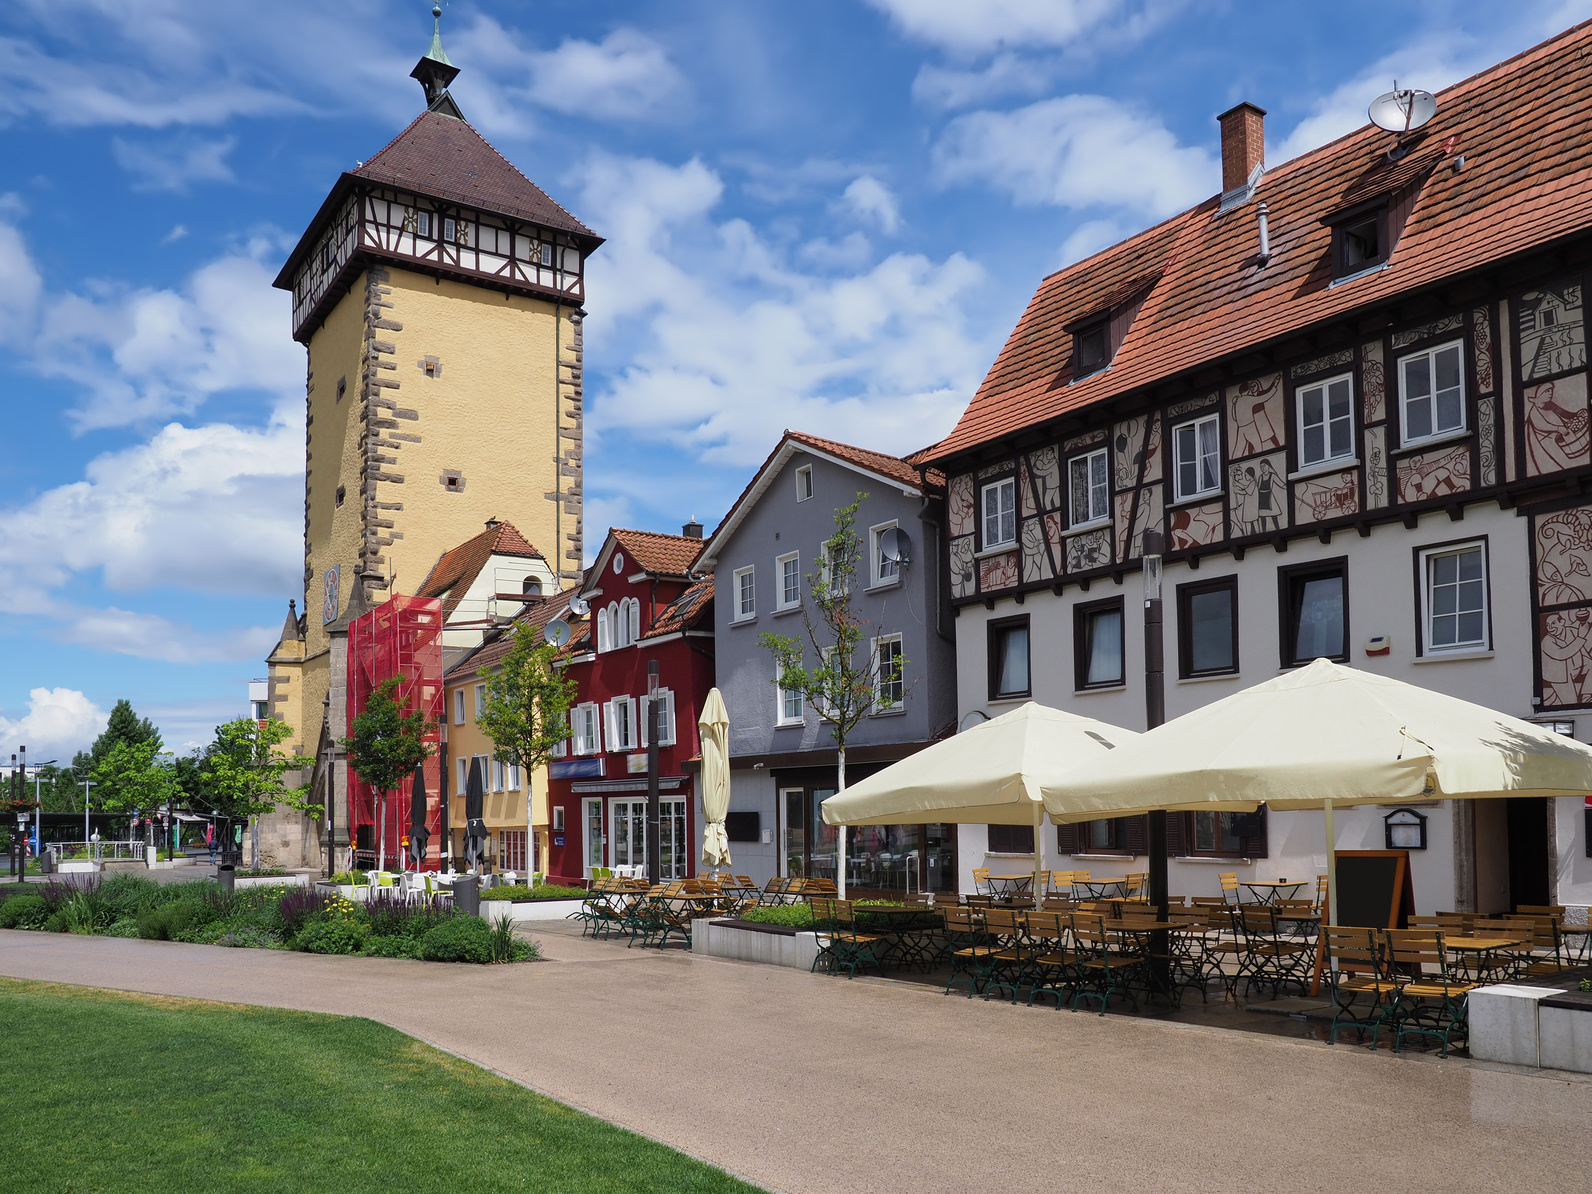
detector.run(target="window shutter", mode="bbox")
[1056,822,1082,855]
[1237,806,1269,859]
[1165,812,1189,858]
[1123,815,1149,856]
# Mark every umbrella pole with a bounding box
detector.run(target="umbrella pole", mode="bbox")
[1324,798,1337,927]
[1032,800,1044,911]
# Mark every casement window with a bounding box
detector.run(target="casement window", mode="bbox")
[443,216,457,243]
[596,607,612,653]
[1279,559,1349,666]
[606,697,638,752]
[777,552,801,609]
[453,689,466,725]
[457,756,468,798]
[1399,341,1466,445]
[1336,212,1385,277]
[1056,816,1143,857]
[491,757,505,792]
[415,211,432,239]
[612,598,639,647]
[1173,413,1222,502]
[640,688,677,747]
[1177,576,1239,678]
[733,566,756,621]
[474,683,487,719]
[1074,597,1124,689]
[987,824,1036,853]
[472,754,490,793]
[988,616,1031,700]
[981,477,1017,549]
[795,464,814,502]
[507,762,521,790]
[1185,808,1268,858]
[1068,447,1110,527]
[572,703,602,755]
[870,522,900,586]
[873,634,904,711]
[1072,320,1110,379]
[777,681,804,726]
[1298,374,1355,467]
[1419,541,1489,653]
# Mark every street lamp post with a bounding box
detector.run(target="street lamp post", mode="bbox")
[80,778,96,853]
[1142,530,1170,995]
[29,759,54,870]
[645,660,661,885]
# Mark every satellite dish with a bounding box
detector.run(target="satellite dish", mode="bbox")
[543,619,571,648]
[567,594,589,617]
[1368,87,1436,134]
[958,710,989,733]
[879,526,911,566]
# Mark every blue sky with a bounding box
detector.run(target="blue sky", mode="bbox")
[1,0,1588,758]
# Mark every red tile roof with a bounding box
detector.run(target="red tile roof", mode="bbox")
[925,20,1592,462]
[608,528,705,577]
[418,520,543,615]
[444,580,583,679]
[355,111,595,239]
[644,580,714,639]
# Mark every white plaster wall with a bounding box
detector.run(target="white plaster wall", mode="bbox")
[953,504,1549,914]
[718,767,778,886]
[1556,795,1592,916]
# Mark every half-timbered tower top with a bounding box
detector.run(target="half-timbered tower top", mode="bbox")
[272,10,602,343]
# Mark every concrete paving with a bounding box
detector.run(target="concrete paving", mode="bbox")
[1,925,1587,1194]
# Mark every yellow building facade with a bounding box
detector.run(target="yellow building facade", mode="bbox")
[262,18,598,866]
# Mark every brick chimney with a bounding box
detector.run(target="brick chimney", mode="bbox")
[681,518,703,539]
[1218,102,1266,195]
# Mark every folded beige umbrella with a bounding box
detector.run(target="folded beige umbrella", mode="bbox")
[822,702,1139,907]
[698,688,732,870]
[1040,657,1592,919]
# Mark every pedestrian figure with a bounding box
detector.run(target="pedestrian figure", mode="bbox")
[206,822,217,864]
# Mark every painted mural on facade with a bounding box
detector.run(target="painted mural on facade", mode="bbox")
[1294,470,1359,522]
[1168,501,1224,551]
[1518,278,1585,382]
[1362,340,1386,423]
[1396,443,1471,504]
[1228,452,1286,537]
[1523,373,1590,477]
[1533,504,1592,709]
[1227,373,1283,459]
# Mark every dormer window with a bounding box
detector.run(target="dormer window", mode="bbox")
[1323,159,1433,283]
[1340,216,1382,272]
[1073,321,1110,378]
[1063,273,1158,384]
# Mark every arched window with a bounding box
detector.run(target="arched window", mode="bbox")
[522,574,543,598]
[628,597,641,643]
[596,607,612,653]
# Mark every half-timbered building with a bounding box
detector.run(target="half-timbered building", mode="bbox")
[920,23,1592,918]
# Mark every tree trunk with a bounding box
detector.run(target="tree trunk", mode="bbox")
[836,745,847,901]
[526,779,535,883]
[377,792,386,872]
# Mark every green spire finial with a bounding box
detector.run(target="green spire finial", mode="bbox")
[425,4,452,67]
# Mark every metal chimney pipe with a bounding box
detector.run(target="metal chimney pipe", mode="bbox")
[1256,202,1272,265]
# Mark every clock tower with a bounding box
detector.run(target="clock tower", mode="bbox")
[260,9,599,865]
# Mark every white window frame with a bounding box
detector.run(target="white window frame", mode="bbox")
[1398,340,1467,447]
[1068,447,1110,528]
[640,688,677,747]
[596,607,612,653]
[733,565,756,621]
[776,551,801,610]
[776,680,805,726]
[981,477,1017,549]
[1173,413,1223,503]
[508,761,521,790]
[453,689,465,726]
[628,597,641,643]
[491,757,505,792]
[873,633,904,712]
[606,696,638,752]
[1297,373,1357,469]
[457,756,468,798]
[471,754,490,794]
[474,683,486,719]
[1420,541,1489,654]
[572,702,601,755]
[869,521,900,587]
[795,464,814,502]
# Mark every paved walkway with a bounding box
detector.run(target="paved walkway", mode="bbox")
[1,925,1586,1194]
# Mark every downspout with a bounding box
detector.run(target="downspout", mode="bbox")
[916,480,952,644]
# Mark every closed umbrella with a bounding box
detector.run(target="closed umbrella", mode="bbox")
[408,763,429,871]
[698,688,732,870]
[823,702,1138,907]
[1040,658,1592,922]
[465,757,487,873]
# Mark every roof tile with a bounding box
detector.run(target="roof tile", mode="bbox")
[418,520,543,616]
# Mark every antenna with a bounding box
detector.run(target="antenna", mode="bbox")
[879,526,911,566]
[567,593,589,617]
[543,619,571,648]
[1368,84,1436,160]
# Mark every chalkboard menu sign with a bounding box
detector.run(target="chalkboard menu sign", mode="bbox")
[1333,850,1414,929]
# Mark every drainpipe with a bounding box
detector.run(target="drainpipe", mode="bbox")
[916,487,952,645]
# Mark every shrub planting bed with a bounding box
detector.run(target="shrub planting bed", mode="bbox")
[0,875,537,964]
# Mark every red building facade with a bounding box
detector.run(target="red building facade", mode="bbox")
[545,527,714,886]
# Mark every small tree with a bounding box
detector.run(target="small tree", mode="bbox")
[199,718,313,868]
[341,676,435,871]
[760,494,904,898]
[476,629,577,880]
[90,740,181,852]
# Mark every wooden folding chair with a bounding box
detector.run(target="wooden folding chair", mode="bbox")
[1324,926,1393,1047]
[1383,929,1475,1057]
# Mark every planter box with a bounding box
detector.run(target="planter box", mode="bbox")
[235,873,308,890]
[57,860,102,874]
[691,918,820,970]
[477,898,586,922]
[1470,984,1592,1073]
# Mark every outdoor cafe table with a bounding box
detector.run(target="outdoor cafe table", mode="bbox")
[987,874,1034,901]
[1444,933,1529,984]
[1239,879,1309,904]
[851,904,944,971]
[1075,877,1129,899]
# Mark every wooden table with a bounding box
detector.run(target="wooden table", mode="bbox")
[987,874,1034,900]
[1239,879,1309,904]
[1444,934,1527,983]
[1075,877,1129,899]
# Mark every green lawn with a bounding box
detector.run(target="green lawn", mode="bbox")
[0,979,760,1194]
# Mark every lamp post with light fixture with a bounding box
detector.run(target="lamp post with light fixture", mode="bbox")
[646,659,661,884]
[1141,530,1170,994]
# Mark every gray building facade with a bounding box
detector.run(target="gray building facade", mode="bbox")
[697,432,957,889]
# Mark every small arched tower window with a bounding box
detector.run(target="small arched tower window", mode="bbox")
[522,575,543,598]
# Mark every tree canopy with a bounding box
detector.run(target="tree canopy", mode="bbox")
[476,630,576,777]
[342,677,435,798]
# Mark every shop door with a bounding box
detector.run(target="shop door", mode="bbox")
[1507,797,1550,911]
[779,786,837,881]
[658,798,688,880]
[612,800,647,872]
[583,798,604,877]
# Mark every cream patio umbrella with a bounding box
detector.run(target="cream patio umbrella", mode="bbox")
[822,702,1139,907]
[698,688,732,871]
[1040,657,1592,922]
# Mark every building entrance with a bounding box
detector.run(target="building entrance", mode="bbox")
[1506,796,1551,911]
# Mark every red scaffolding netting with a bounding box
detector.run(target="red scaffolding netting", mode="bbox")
[347,594,443,871]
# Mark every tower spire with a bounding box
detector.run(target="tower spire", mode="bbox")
[410,4,464,119]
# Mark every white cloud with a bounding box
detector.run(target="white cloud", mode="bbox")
[865,0,1176,56]
[1058,218,1131,267]
[571,152,991,470]
[162,224,188,244]
[0,202,42,344]
[111,134,237,191]
[933,94,1217,219]
[836,176,902,235]
[66,608,277,665]
[0,687,107,760]
[524,27,688,121]
[912,53,1060,110]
